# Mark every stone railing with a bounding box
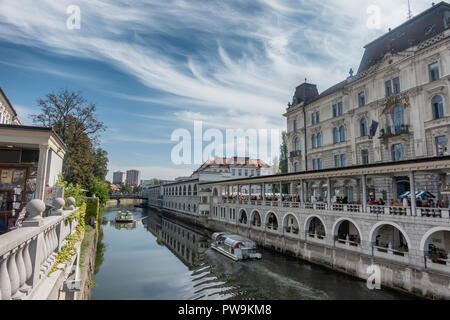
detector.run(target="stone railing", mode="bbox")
[0,197,79,300]
[218,199,450,219]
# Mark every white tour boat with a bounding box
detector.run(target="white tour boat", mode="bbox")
[211,232,262,261]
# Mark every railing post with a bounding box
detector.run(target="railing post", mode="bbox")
[0,253,11,300]
[22,200,45,228]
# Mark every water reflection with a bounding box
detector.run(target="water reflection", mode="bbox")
[92,207,415,300]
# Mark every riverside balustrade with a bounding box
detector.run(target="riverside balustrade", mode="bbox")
[217,199,450,220]
[0,197,80,300]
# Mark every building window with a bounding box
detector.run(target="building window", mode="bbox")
[232,169,236,176]
[339,125,345,142]
[334,155,340,168]
[360,118,367,137]
[313,159,322,170]
[340,154,346,167]
[393,77,400,94]
[293,119,298,131]
[392,144,404,161]
[245,170,248,176]
[312,134,317,149]
[429,62,440,82]
[332,103,343,117]
[333,128,339,144]
[358,92,365,107]
[432,95,444,120]
[317,132,322,147]
[238,169,242,176]
[295,138,300,151]
[316,111,320,123]
[385,80,393,97]
[391,106,405,134]
[361,149,369,165]
[294,162,300,172]
[436,136,448,156]
[311,113,316,125]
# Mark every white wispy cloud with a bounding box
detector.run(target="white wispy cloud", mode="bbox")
[0,0,433,177]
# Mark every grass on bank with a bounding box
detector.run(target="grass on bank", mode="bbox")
[79,224,95,270]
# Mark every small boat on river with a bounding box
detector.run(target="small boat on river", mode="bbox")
[115,211,134,223]
[211,232,262,261]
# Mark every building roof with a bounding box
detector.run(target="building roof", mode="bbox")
[0,124,67,151]
[195,157,270,172]
[285,2,450,115]
[358,1,450,73]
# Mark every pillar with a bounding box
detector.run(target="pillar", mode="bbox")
[35,144,50,200]
[362,175,367,212]
[262,183,266,201]
[410,171,417,216]
[327,178,332,209]
[279,182,283,203]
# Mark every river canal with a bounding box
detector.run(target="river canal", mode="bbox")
[91,206,415,300]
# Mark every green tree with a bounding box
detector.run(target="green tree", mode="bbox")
[31,89,107,189]
[89,178,110,205]
[279,131,288,174]
[93,148,108,181]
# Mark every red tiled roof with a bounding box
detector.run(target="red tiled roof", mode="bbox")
[198,157,270,171]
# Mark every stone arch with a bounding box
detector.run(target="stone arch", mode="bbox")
[332,218,362,245]
[304,215,327,238]
[369,221,411,252]
[183,185,187,196]
[282,213,300,234]
[420,226,450,253]
[250,210,262,227]
[238,209,248,225]
[265,211,278,231]
[193,184,198,196]
[188,185,192,196]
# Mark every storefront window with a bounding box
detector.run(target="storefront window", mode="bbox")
[0,165,37,234]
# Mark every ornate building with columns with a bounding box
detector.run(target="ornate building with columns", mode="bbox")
[284,2,450,203]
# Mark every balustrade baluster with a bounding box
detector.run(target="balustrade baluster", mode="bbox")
[0,254,11,300]
[16,245,27,294]
[7,250,20,299]
[22,241,32,288]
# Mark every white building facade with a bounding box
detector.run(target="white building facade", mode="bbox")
[0,88,20,125]
[285,2,450,202]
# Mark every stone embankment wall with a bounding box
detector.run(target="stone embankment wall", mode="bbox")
[206,219,450,300]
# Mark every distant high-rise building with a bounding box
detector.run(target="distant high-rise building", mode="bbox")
[113,171,126,184]
[126,170,141,186]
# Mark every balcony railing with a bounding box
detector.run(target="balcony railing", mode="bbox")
[289,150,301,158]
[379,125,409,138]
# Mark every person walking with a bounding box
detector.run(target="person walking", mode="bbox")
[402,196,409,208]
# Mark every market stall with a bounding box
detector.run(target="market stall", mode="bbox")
[0,164,37,233]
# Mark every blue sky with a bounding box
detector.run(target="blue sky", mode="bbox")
[0,0,432,181]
